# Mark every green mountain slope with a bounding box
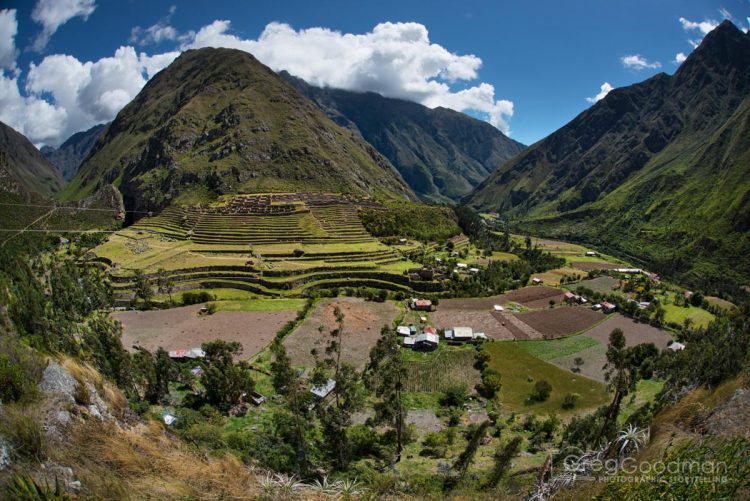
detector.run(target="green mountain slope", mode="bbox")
[283,72,525,203]
[0,120,63,199]
[62,48,415,215]
[467,21,750,289]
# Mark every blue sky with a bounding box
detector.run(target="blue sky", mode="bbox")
[1,0,749,147]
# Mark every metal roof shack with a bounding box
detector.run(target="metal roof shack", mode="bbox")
[600,301,616,313]
[168,348,206,359]
[412,299,433,311]
[403,336,416,347]
[310,379,336,399]
[445,326,473,341]
[422,325,437,335]
[414,332,439,351]
[396,325,411,336]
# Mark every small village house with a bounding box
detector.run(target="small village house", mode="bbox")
[601,301,616,313]
[445,326,474,342]
[411,299,433,311]
[168,348,206,360]
[531,277,543,285]
[310,379,336,399]
[414,332,439,351]
[402,337,416,348]
[397,325,411,336]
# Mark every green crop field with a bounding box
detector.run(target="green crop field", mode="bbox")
[515,335,601,361]
[662,303,715,328]
[484,341,609,414]
[212,298,307,312]
[403,347,481,393]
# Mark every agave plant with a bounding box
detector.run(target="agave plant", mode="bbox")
[615,424,649,458]
[336,477,364,498]
[310,475,338,496]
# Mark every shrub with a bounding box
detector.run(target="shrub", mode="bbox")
[476,368,502,399]
[421,431,448,458]
[182,291,216,305]
[561,393,579,409]
[0,338,45,404]
[292,248,305,257]
[205,303,218,315]
[530,379,552,402]
[439,384,468,407]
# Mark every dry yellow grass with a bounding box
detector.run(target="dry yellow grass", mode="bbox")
[59,420,261,500]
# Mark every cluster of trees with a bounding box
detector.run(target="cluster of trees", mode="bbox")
[360,205,461,242]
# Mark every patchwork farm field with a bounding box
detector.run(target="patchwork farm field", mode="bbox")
[662,303,715,328]
[567,276,620,294]
[484,341,609,414]
[515,306,605,338]
[284,298,399,370]
[114,303,298,358]
[583,313,673,348]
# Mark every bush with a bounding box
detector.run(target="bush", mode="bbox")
[421,431,448,458]
[0,338,45,404]
[439,384,468,407]
[182,291,216,305]
[477,368,502,399]
[292,248,305,257]
[349,424,381,459]
[561,393,579,409]
[530,379,552,402]
[73,381,91,406]
[205,303,218,315]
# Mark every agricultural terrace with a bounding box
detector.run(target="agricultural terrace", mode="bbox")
[114,302,299,359]
[283,298,400,370]
[92,193,438,301]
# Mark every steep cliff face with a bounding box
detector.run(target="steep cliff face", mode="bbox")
[466,21,750,288]
[283,72,525,203]
[65,48,416,214]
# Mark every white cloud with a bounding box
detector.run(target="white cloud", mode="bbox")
[1,19,513,146]
[621,54,661,70]
[586,82,613,103]
[674,52,687,64]
[1,46,178,146]
[31,0,97,51]
[129,5,181,46]
[0,9,18,71]
[184,20,514,133]
[678,17,719,36]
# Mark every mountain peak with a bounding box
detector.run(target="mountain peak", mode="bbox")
[65,46,416,211]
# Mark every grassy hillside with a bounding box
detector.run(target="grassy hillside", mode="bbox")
[467,22,750,291]
[62,48,415,216]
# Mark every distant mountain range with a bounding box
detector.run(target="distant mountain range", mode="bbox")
[467,20,750,288]
[0,120,62,200]
[62,47,417,214]
[282,71,525,203]
[41,123,108,181]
